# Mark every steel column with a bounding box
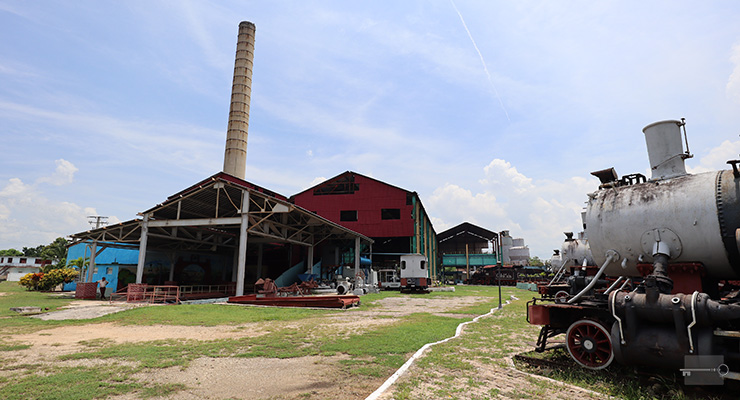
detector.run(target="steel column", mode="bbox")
[136,216,149,284]
[235,191,249,296]
[307,245,314,274]
[87,240,97,282]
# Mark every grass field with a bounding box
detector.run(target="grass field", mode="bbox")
[0,281,729,400]
[0,282,513,399]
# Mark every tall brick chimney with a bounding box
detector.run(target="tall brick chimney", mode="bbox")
[223,21,255,180]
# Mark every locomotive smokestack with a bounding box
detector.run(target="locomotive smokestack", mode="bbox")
[642,120,689,180]
[223,21,256,180]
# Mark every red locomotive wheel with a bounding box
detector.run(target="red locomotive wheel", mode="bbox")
[565,319,614,370]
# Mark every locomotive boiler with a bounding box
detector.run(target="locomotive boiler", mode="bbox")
[528,119,740,382]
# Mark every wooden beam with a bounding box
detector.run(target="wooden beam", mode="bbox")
[148,217,242,227]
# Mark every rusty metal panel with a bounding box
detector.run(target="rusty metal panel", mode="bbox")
[528,304,551,325]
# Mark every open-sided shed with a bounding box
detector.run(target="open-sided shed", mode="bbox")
[69,172,373,296]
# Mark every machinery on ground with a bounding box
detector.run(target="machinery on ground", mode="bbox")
[528,119,740,383]
[378,269,401,290]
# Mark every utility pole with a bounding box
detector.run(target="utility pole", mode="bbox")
[87,216,108,229]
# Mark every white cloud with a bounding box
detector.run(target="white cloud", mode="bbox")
[480,159,534,193]
[428,159,598,258]
[0,169,117,249]
[686,139,740,174]
[37,159,78,186]
[0,178,30,198]
[433,137,740,258]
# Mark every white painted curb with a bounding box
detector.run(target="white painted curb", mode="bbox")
[364,296,517,400]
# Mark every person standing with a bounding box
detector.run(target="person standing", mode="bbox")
[98,277,108,300]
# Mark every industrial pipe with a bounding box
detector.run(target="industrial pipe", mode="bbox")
[568,250,618,303]
[603,276,625,296]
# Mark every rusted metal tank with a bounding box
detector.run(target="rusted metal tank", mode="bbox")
[560,231,595,269]
[584,120,740,279]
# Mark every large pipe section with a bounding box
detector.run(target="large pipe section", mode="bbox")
[643,120,690,180]
[223,21,256,180]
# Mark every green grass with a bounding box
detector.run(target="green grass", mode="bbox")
[0,281,74,308]
[0,282,561,400]
[0,341,31,351]
[0,281,335,335]
[515,347,735,400]
[0,364,184,400]
[0,281,75,317]
[57,310,471,376]
[98,303,331,326]
[389,288,577,400]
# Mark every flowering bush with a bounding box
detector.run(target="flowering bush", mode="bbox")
[18,268,79,291]
[19,272,44,291]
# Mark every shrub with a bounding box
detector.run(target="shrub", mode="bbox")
[19,272,44,291]
[18,268,79,291]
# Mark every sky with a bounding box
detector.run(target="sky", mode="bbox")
[2,1,740,259]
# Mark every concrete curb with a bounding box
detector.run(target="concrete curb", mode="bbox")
[364,296,515,400]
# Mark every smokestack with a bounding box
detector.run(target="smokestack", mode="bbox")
[223,21,256,180]
[642,120,689,180]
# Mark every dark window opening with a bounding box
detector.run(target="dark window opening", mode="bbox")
[340,210,358,221]
[381,208,401,220]
[314,174,360,195]
[406,193,414,205]
[420,261,426,270]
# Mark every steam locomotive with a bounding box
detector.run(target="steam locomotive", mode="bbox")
[528,120,740,383]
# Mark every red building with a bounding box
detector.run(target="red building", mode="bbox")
[291,171,438,277]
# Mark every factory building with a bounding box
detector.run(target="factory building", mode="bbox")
[66,21,373,298]
[437,222,499,283]
[291,171,439,279]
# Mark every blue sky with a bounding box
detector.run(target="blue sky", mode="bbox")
[2,1,740,258]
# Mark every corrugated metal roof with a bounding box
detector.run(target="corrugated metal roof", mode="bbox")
[69,173,372,252]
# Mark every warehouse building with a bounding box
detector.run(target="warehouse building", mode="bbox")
[291,171,438,279]
[437,222,499,283]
